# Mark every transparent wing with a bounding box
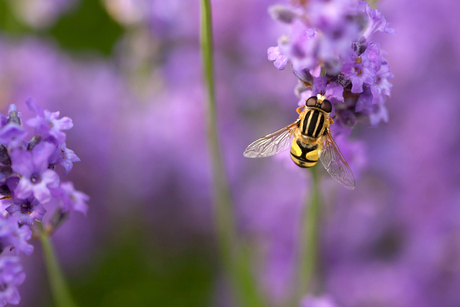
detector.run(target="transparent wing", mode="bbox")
[243,121,298,158]
[319,131,356,190]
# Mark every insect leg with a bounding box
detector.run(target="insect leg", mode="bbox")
[296,106,305,114]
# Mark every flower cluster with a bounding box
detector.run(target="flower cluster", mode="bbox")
[268,0,394,135]
[0,100,88,305]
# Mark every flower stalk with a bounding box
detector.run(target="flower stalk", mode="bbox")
[297,167,321,300]
[37,222,77,307]
[200,1,263,306]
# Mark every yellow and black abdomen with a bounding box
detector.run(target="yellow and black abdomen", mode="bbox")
[290,139,319,168]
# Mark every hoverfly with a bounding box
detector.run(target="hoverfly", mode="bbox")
[243,91,356,190]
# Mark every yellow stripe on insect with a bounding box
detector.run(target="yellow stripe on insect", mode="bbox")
[306,149,319,162]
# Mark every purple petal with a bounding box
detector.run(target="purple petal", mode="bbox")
[0,124,28,149]
[26,117,44,129]
[32,142,56,172]
[351,78,364,93]
[10,150,33,177]
[54,116,73,130]
[13,226,34,256]
[325,82,344,103]
[31,170,59,203]
[42,169,60,188]
[268,46,288,70]
[32,184,52,204]
[13,179,33,201]
[26,98,44,117]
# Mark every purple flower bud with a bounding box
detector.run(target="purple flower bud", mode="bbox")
[48,209,69,231]
[268,5,299,24]
[6,105,22,126]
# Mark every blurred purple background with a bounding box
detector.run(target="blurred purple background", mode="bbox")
[1,0,459,306]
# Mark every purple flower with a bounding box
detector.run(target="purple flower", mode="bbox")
[0,125,27,150]
[0,105,28,149]
[370,63,394,104]
[358,0,395,41]
[368,101,389,126]
[0,256,26,306]
[267,0,394,144]
[10,142,60,203]
[333,108,356,136]
[267,46,288,70]
[311,77,344,103]
[355,87,389,126]
[49,143,80,175]
[341,43,381,94]
[355,86,374,113]
[26,99,73,144]
[52,182,89,215]
[0,216,33,256]
[6,197,46,226]
[279,21,319,71]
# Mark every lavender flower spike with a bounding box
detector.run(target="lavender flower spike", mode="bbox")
[268,0,394,131]
[10,142,60,203]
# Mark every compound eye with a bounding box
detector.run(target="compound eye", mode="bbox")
[305,96,317,107]
[321,99,332,113]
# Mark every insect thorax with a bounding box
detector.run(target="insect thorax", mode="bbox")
[300,108,329,139]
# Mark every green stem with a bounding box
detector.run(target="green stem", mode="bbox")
[200,0,234,262]
[199,1,263,306]
[297,167,321,300]
[37,223,78,307]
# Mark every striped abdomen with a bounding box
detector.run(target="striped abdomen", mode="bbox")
[300,108,327,138]
[290,139,319,168]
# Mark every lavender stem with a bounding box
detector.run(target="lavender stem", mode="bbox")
[200,1,263,305]
[298,167,321,300]
[38,222,77,307]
